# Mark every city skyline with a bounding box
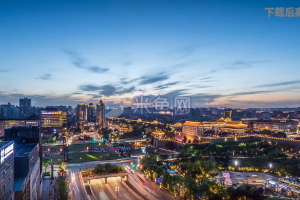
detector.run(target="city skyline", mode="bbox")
[1,0,300,108]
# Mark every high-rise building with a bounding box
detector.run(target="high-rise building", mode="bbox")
[0,118,41,137]
[41,108,67,128]
[96,100,105,129]
[41,108,67,137]
[76,103,87,130]
[19,98,31,118]
[0,141,14,200]
[67,106,73,115]
[4,126,42,200]
[0,102,16,118]
[87,103,96,122]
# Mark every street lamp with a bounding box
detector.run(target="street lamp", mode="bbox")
[235,160,238,166]
[270,163,272,168]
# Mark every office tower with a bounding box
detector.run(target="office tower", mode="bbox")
[41,108,67,137]
[0,102,16,118]
[87,103,96,122]
[76,103,87,130]
[5,126,42,200]
[67,106,73,115]
[96,100,105,129]
[19,98,31,118]
[0,141,14,200]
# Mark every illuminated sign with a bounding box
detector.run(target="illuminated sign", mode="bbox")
[42,111,62,115]
[0,144,14,164]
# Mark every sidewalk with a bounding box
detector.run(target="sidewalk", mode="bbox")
[40,177,56,200]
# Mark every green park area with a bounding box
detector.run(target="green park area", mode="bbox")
[46,151,119,164]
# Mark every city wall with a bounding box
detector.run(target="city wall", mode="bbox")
[153,137,209,150]
[202,136,300,152]
[153,136,300,152]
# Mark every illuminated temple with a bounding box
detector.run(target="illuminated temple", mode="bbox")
[179,117,247,141]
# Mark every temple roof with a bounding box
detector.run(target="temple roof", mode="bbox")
[183,121,201,127]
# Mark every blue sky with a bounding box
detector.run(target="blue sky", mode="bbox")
[0,0,300,108]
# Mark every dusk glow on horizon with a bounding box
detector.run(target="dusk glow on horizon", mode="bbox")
[1,0,300,108]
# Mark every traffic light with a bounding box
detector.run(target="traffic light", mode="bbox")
[101,137,105,143]
[93,138,96,143]
[132,163,135,168]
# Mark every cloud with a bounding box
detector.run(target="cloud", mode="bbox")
[228,60,272,69]
[79,84,135,97]
[36,73,52,80]
[98,85,117,96]
[155,81,180,90]
[117,86,136,95]
[0,69,12,73]
[73,92,82,95]
[121,60,132,66]
[229,90,276,96]
[140,74,169,85]
[88,66,109,73]
[200,77,214,81]
[63,49,109,73]
[120,77,139,85]
[176,45,201,58]
[79,84,102,91]
[257,80,300,88]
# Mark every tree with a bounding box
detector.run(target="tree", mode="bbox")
[60,162,66,171]
[57,172,68,200]
[42,160,51,172]
[57,162,68,200]
[218,161,224,168]
[52,136,56,142]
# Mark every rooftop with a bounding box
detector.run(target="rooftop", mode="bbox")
[14,177,27,192]
[14,143,37,157]
[183,121,201,127]
[0,141,13,149]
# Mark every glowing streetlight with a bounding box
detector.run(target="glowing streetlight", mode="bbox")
[235,160,238,166]
[270,163,272,168]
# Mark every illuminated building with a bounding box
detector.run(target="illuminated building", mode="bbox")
[96,100,105,129]
[41,108,66,137]
[4,126,43,200]
[87,103,96,121]
[14,143,41,200]
[223,109,232,118]
[252,116,299,133]
[182,121,203,138]
[76,103,87,130]
[0,118,41,137]
[151,130,165,139]
[19,98,31,118]
[181,118,247,141]
[0,141,14,200]
[41,110,66,127]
